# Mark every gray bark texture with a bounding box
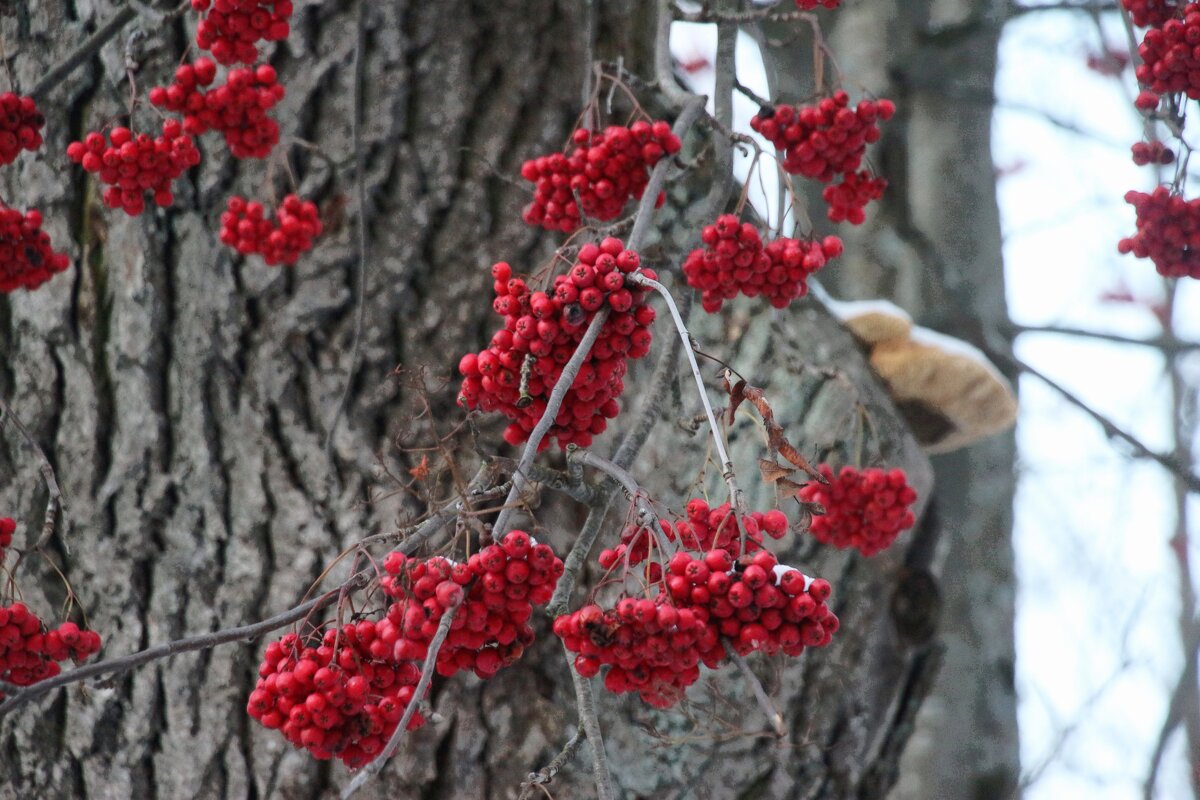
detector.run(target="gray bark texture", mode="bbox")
[0,1,1016,799]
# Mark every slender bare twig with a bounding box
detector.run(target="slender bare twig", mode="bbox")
[655,0,694,108]
[0,396,65,554]
[341,590,466,798]
[1143,616,1200,799]
[565,642,616,800]
[629,95,707,250]
[724,644,786,737]
[27,2,195,100]
[518,724,587,800]
[1008,322,1200,353]
[324,0,370,468]
[628,273,747,520]
[492,309,611,537]
[0,573,370,716]
[1007,355,1200,493]
[570,448,674,556]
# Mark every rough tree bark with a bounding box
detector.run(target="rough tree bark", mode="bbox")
[0,2,1014,799]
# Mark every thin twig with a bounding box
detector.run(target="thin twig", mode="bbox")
[517,724,587,800]
[654,0,695,108]
[324,0,371,468]
[565,641,616,800]
[699,4,738,219]
[724,643,786,737]
[1008,322,1200,353]
[0,573,370,716]
[341,590,466,798]
[492,309,611,537]
[570,448,674,555]
[0,396,65,554]
[628,273,747,521]
[30,6,136,101]
[1008,355,1200,493]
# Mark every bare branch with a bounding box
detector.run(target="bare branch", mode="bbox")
[0,395,65,554]
[565,641,616,800]
[518,724,586,800]
[724,643,786,738]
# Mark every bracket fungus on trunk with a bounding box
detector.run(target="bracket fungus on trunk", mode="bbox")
[829,299,1017,454]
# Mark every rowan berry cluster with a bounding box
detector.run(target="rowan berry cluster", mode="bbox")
[599,498,790,577]
[192,0,293,65]
[750,92,893,222]
[681,213,844,312]
[1121,0,1181,29]
[520,121,682,233]
[1134,10,1200,104]
[248,626,427,767]
[149,61,284,159]
[381,531,564,680]
[1118,186,1200,278]
[557,546,836,708]
[0,517,13,559]
[0,602,102,700]
[0,93,44,166]
[458,238,656,449]
[1131,140,1175,166]
[0,206,71,294]
[797,465,918,556]
[66,121,201,216]
[823,170,887,225]
[219,194,322,265]
[795,0,842,7]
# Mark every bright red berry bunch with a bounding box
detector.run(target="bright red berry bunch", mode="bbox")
[520,121,682,233]
[219,194,322,265]
[66,121,201,215]
[797,465,918,556]
[1131,140,1175,166]
[662,548,837,658]
[0,517,13,560]
[751,92,893,222]
[600,498,790,576]
[750,92,893,181]
[458,238,656,449]
[0,93,44,166]
[192,0,293,65]
[795,0,842,8]
[1118,186,1200,278]
[149,61,284,159]
[0,603,102,700]
[248,626,426,767]
[1134,10,1200,104]
[557,547,836,708]
[681,214,844,312]
[380,532,563,680]
[1121,0,1181,29]
[823,170,887,224]
[0,206,71,293]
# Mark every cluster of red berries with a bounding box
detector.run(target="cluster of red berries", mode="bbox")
[751,92,894,223]
[795,0,842,8]
[1131,140,1175,166]
[0,603,102,700]
[520,121,682,233]
[192,0,293,65]
[219,194,322,265]
[381,531,564,680]
[1121,0,1181,29]
[797,465,918,556]
[557,546,836,708]
[458,239,656,449]
[66,122,201,216]
[0,517,13,560]
[149,61,284,159]
[823,170,888,225]
[681,214,844,312]
[0,93,44,166]
[248,625,426,767]
[249,533,562,765]
[1134,11,1200,104]
[600,498,789,577]
[1118,186,1200,278]
[0,206,71,294]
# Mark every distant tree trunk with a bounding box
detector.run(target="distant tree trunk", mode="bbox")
[0,2,1013,800]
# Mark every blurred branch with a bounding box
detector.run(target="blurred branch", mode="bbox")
[1008,323,1200,353]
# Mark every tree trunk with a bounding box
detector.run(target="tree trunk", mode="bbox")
[0,2,1013,799]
